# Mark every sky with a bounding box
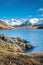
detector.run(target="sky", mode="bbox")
[0,0,43,19]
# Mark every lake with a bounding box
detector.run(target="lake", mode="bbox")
[0,28,43,53]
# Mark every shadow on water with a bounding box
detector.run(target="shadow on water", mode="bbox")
[24,48,35,53]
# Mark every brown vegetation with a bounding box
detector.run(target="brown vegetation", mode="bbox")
[0,34,42,65]
[0,51,43,65]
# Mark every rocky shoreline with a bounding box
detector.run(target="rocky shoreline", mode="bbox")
[0,34,34,52]
[0,34,43,65]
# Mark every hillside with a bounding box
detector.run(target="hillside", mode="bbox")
[0,34,43,65]
[0,34,34,52]
[0,51,43,65]
[0,20,13,29]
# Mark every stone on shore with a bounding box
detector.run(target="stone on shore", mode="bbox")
[0,34,34,52]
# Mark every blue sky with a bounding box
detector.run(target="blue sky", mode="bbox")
[0,0,43,19]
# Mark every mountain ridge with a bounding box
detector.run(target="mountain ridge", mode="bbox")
[0,18,43,29]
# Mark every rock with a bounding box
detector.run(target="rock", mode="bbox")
[0,34,34,52]
[25,44,34,49]
[20,43,34,50]
[16,37,28,43]
[0,34,14,43]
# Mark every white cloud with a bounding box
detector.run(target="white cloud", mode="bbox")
[37,14,43,17]
[41,14,43,16]
[38,8,43,12]
[29,18,39,25]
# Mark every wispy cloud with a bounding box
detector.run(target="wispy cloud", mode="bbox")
[38,8,43,12]
[37,14,43,17]
[41,14,43,16]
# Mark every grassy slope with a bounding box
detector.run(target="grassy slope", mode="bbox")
[0,51,43,65]
[0,35,43,65]
[0,43,43,65]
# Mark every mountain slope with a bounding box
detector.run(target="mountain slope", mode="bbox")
[9,19,22,26]
[0,20,13,29]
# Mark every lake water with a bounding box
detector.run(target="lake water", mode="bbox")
[0,28,43,53]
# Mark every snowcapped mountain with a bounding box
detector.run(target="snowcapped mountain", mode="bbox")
[0,19,13,29]
[9,19,22,26]
[18,19,29,26]
[0,18,43,29]
[29,18,39,25]
[37,18,43,24]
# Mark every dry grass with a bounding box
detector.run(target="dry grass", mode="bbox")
[0,42,23,52]
[0,51,43,65]
[0,37,43,65]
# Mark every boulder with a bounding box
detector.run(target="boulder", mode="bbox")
[25,44,34,49]
[16,37,28,43]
